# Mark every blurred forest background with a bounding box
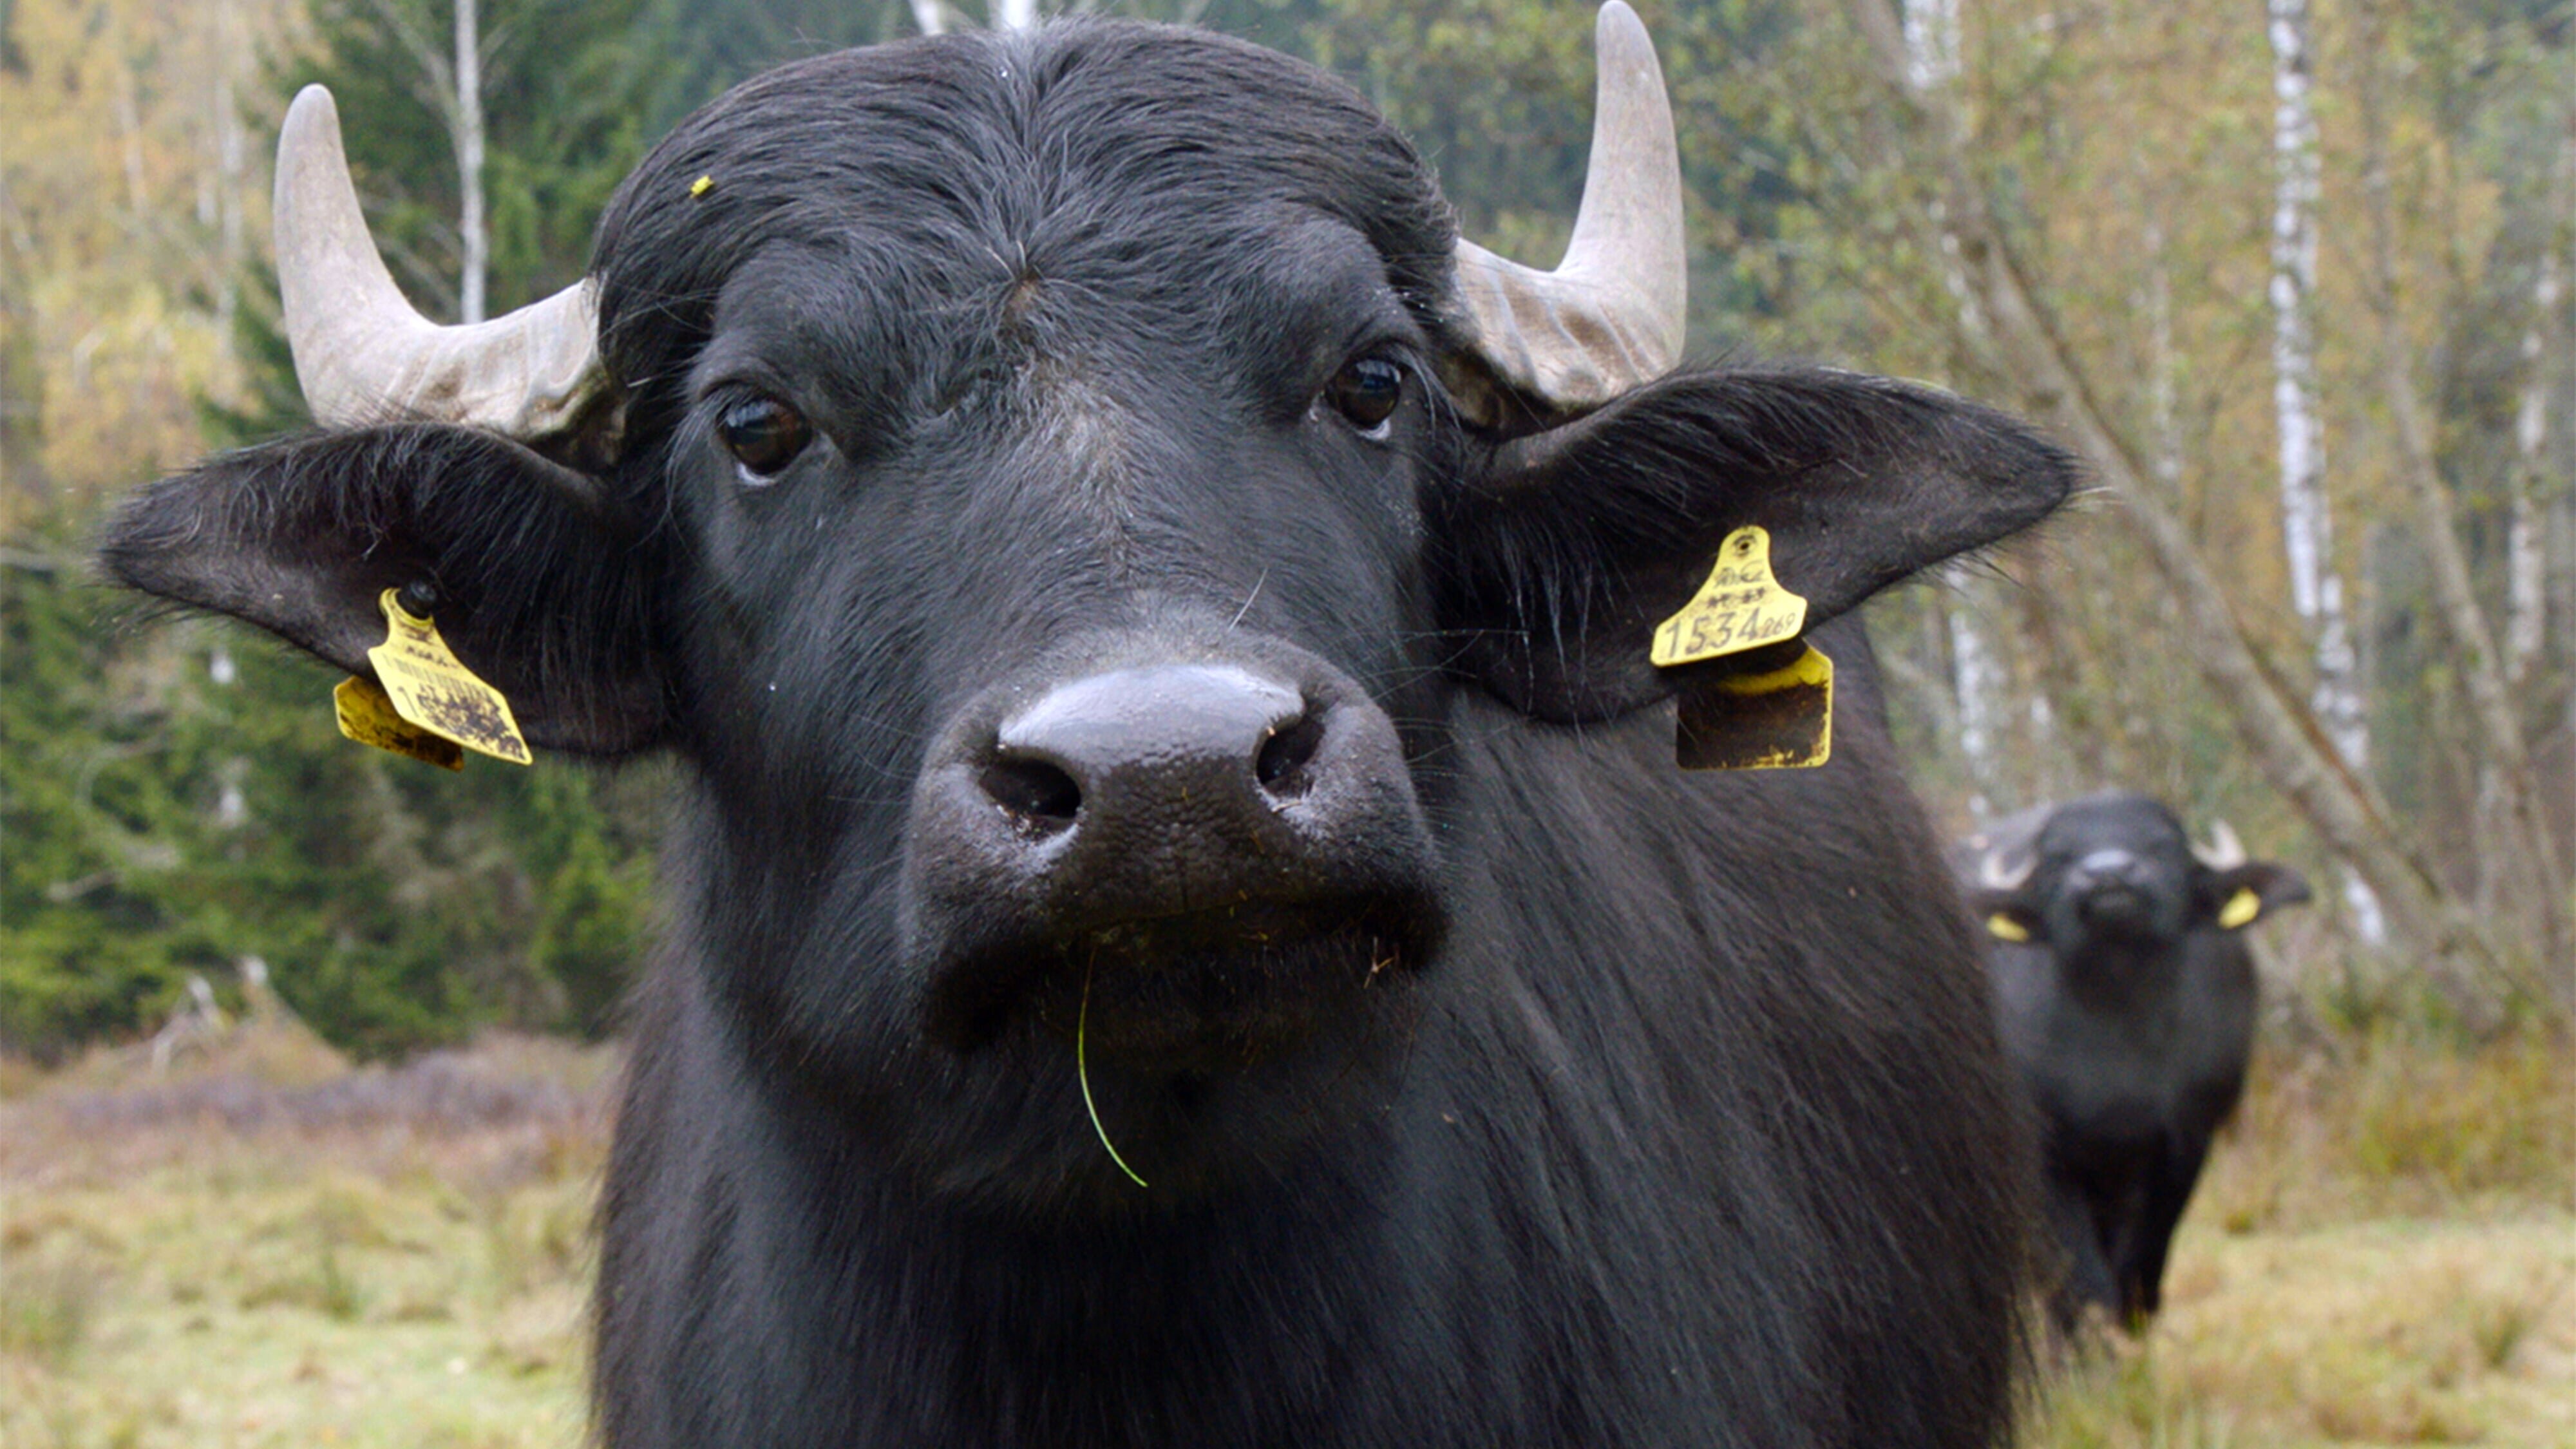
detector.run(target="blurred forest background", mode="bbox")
[1,0,2569,1058]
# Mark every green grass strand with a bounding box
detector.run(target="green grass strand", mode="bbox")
[1078,965,1149,1189]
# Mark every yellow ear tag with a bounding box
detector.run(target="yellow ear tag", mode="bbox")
[1674,643,1833,771]
[1651,526,1810,667]
[334,675,465,770]
[2217,887,2262,930]
[690,173,714,197]
[348,589,533,766]
[1985,913,2031,943]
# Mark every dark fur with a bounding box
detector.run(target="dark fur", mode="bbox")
[1959,793,2311,1331]
[102,21,2082,1446]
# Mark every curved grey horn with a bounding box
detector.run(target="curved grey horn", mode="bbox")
[276,86,608,437]
[2192,820,2247,870]
[1977,844,2036,892]
[1450,1,1687,414]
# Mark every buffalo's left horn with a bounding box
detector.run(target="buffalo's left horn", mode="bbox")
[2192,820,2247,870]
[275,85,609,439]
[1450,1,1687,415]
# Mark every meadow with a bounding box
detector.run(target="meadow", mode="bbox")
[3,1013,2568,1448]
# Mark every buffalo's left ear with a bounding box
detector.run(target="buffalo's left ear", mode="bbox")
[100,424,667,757]
[2199,861,2313,931]
[1432,367,2079,721]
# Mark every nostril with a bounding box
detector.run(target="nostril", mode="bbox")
[981,757,1083,833]
[1255,712,1326,800]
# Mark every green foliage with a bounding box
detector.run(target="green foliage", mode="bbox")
[528,809,654,1039]
[0,530,658,1058]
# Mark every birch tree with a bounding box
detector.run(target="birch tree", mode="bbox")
[2268,0,2382,942]
[1901,0,2011,820]
[455,0,486,323]
[2534,121,2576,706]
[2506,218,2562,687]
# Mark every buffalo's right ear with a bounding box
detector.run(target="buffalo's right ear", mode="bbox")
[100,425,667,757]
[2198,860,2312,931]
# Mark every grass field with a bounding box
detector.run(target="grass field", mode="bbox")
[3,1018,2568,1447]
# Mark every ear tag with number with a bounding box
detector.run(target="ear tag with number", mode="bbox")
[2217,887,2262,930]
[337,589,533,766]
[1673,642,1833,771]
[1985,913,2032,943]
[1651,526,1810,667]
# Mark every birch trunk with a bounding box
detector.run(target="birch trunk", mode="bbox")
[911,1,950,35]
[1902,0,1958,93]
[453,0,486,325]
[2267,0,2383,942]
[1946,569,2002,822]
[1839,0,2541,1025]
[2145,216,2181,498]
[2506,245,2561,686]
[2517,123,2575,687]
[1904,0,2003,820]
[211,0,247,336]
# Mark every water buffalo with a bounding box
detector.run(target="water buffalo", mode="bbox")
[105,8,2078,1444]
[1959,792,2311,1332]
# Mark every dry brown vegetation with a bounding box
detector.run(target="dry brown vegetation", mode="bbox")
[2028,1025,2576,1447]
[1,1019,612,1448]
[2,1016,2568,1447]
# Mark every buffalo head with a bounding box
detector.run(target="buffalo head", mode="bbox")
[104,7,2075,1213]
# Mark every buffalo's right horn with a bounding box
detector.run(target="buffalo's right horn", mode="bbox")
[1978,845,2036,893]
[274,86,609,440]
[2192,820,2247,870]
[1449,1,1687,417]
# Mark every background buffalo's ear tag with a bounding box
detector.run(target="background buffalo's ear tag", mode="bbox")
[2217,887,2263,929]
[1650,526,1810,667]
[1986,912,2032,943]
[334,676,464,770]
[1673,643,1833,771]
[357,589,533,766]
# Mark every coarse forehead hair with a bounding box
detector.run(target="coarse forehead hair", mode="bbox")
[2040,791,2190,855]
[592,21,1457,426]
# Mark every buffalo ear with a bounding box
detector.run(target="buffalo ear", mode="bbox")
[2200,860,2312,931]
[100,425,667,757]
[1434,367,2078,722]
[1962,887,2047,947]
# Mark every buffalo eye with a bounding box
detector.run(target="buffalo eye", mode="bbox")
[717,395,812,481]
[1325,357,1404,435]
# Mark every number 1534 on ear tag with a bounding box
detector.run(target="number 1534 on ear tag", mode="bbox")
[1650,526,1808,667]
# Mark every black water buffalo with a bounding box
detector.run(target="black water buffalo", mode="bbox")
[1958,792,2311,1332]
[104,8,2079,1444]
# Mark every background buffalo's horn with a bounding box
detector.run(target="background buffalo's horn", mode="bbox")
[1449,1,1686,415]
[2193,820,2248,870]
[1978,845,2036,892]
[276,86,609,438]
